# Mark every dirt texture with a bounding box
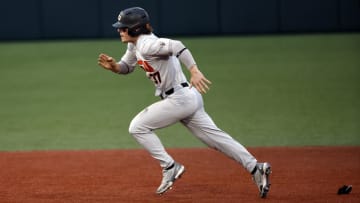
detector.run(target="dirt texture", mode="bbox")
[0,146,359,202]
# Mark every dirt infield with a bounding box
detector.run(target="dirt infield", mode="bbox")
[0,147,359,203]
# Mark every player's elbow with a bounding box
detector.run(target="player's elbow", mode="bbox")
[171,40,186,55]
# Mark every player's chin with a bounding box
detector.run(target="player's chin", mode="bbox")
[120,36,129,43]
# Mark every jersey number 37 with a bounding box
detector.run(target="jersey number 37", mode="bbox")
[138,60,162,84]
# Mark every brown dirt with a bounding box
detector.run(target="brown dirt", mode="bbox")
[0,146,359,203]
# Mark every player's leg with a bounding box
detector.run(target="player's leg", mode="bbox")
[181,107,257,173]
[129,101,176,168]
[129,92,197,168]
[129,93,196,194]
[181,102,271,197]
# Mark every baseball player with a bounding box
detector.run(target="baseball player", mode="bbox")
[97,7,271,198]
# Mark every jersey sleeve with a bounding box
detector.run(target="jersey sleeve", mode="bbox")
[140,37,196,69]
[140,38,176,57]
[120,43,137,67]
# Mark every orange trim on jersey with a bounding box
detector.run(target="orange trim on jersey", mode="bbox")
[137,60,155,72]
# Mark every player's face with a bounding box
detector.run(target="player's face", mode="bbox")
[118,28,136,43]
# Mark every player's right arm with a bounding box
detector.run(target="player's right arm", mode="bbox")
[98,44,137,74]
[98,53,121,73]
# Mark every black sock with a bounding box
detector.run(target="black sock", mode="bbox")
[165,163,175,170]
[251,166,257,175]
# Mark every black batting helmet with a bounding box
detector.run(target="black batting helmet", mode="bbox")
[112,7,150,36]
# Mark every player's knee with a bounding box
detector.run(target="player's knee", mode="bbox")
[128,122,137,135]
[128,120,148,135]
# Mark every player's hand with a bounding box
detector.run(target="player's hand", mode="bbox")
[189,65,211,94]
[98,53,119,72]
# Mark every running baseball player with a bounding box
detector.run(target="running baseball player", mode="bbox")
[97,7,271,198]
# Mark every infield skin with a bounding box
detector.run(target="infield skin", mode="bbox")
[0,147,359,202]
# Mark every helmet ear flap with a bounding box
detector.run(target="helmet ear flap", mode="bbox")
[127,27,139,37]
[128,24,151,37]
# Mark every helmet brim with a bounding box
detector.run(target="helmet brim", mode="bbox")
[112,21,128,29]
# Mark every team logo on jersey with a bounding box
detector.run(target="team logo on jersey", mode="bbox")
[138,60,161,84]
[137,60,155,72]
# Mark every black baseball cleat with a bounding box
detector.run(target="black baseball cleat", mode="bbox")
[338,185,352,195]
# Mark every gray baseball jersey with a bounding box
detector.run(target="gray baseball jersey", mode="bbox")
[120,33,257,172]
[121,34,187,97]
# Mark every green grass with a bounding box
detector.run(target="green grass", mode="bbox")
[0,33,359,151]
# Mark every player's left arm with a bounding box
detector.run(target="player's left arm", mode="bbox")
[171,40,211,94]
[144,38,211,93]
[188,65,211,94]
